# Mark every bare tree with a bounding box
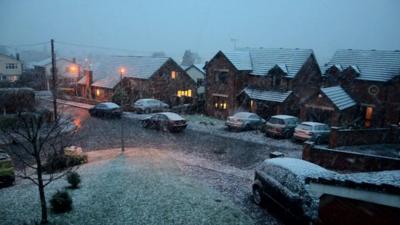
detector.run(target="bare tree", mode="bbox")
[0,109,77,224]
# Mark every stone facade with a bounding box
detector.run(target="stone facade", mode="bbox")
[205,51,321,119]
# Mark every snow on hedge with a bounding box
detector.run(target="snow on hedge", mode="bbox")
[0,153,254,225]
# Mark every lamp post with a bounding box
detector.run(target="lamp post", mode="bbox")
[119,67,126,152]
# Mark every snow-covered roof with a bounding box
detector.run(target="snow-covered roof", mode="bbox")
[321,86,356,111]
[92,75,120,89]
[264,157,332,178]
[324,49,400,82]
[307,170,400,195]
[241,87,292,103]
[159,112,184,121]
[221,48,313,78]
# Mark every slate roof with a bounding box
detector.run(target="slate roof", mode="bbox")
[222,48,313,78]
[321,86,356,110]
[324,49,400,82]
[78,56,169,89]
[241,87,292,103]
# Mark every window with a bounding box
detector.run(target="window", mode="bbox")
[5,63,18,69]
[272,75,281,88]
[96,89,101,96]
[171,71,177,79]
[177,89,192,97]
[197,78,204,86]
[215,71,228,84]
[213,96,228,110]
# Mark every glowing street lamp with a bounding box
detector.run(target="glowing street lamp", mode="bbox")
[119,67,126,152]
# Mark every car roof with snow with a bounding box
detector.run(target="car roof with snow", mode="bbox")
[263,157,332,178]
[100,102,120,108]
[136,98,159,102]
[159,112,185,121]
[299,121,327,126]
[271,115,298,120]
[306,170,400,195]
[232,112,256,118]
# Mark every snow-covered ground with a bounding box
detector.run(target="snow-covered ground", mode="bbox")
[0,148,256,225]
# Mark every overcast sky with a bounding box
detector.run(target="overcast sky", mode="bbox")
[1,0,399,63]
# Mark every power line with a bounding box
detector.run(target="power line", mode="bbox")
[56,40,152,54]
[0,41,49,48]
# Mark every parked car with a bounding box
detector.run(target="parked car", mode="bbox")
[133,98,169,114]
[88,102,122,118]
[0,150,15,187]
[141,112,187,132]
[252,157,333,223]
[225,112,266,131]
[265,115,299,138]
[293,122,331,143]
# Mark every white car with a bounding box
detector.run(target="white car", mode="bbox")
[133,98,169,114]
[293,122,331,143]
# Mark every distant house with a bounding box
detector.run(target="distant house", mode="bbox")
[0,54,22,82]
[306,170,400,225]
[320,49,400,127]
[77,56,196,105]
[31,57,81,91]
[204,48,321,119]
[183,64,205,94]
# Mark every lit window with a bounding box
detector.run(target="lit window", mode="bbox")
[365,106,373,120]
[223,103,227,109]
[96,89,101,96]
[171,71,176,79]
[177,89,193,97]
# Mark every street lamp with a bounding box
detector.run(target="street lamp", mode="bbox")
[119,67,126,152]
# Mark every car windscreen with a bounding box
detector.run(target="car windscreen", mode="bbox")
[268,117,284,125]
[233,113,251,119]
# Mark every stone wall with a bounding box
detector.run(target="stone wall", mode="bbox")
[328,125,400,148]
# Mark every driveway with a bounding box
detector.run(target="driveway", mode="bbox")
[0,148,282,225]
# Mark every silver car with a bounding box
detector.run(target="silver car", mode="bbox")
[226,112,266,131]
[293,122,331,143]
[265,115,299,138]
[133,98,169,114]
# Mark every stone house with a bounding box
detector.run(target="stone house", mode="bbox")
[204,48,321,119]
[77,56,196,106]
[301,86,357,126]
[320,49,400,127]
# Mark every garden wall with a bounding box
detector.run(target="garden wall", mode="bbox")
[328,125,400,148]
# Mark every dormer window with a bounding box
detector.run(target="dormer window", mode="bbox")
[171,71,177,79]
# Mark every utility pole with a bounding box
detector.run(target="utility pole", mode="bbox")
[51,39,58,120]
[119,68,125,152]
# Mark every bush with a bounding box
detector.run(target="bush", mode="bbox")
[50,190,72,213]
[66,171,81,189]
[43,153,88,173]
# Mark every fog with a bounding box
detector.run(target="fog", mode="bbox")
[1,0,399,63]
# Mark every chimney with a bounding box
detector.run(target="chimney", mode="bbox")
[72,57,76,63]
[16,53,20,61]
[84,70,93,98]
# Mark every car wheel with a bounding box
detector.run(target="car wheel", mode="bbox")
[141,121,149,128]
[161,124,169,132]
[144,108,151,114]
[252,186,264,205]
